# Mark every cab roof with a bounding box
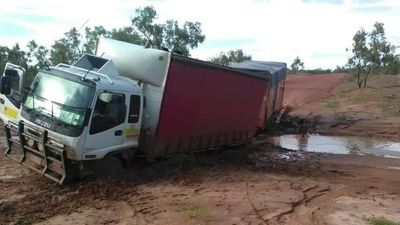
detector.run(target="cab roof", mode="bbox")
[49,64,142,93]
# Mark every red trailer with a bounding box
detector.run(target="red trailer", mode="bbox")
[147,56,268,157]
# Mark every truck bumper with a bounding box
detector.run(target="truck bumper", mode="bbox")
[4,121,69,184]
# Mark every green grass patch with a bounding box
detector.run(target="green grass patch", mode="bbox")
[325,100,340,109]
[183,204,212,221]
[364,216,400,225]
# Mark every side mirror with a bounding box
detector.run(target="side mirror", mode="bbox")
[3,63,26,93]
[0,76,11,95]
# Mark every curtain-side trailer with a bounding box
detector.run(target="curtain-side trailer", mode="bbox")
[96,39,268,157]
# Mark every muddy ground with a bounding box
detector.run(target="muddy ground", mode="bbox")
[1,73,400,225]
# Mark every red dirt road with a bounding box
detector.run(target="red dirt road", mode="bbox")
[283,73,346,109]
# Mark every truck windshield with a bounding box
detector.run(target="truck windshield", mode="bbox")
[23,72,95,126]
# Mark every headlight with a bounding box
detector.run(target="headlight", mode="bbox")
[38,142,45,151]
[65,145,76,160]
[27,138,35,147]
[48,138,64,149]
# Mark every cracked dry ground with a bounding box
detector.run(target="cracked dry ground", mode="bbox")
[1,142,400,225]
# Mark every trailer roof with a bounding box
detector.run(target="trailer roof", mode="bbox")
[231,61,286,73]
[231,61,287,85]
[171,55,267,81]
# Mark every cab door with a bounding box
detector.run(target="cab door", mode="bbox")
[123,94,142,148]
[0,63,26,124]
[84,92,127,159]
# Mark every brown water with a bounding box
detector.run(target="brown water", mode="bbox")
[267,134,400,158]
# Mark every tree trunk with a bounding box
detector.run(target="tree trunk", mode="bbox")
[363,66,371,88]
[356,65,363,88]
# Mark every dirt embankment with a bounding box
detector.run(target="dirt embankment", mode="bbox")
[284,73,347,109]
[1,73,400,225]
[282,73,400,139]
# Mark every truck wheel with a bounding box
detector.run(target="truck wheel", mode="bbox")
[63,163,83,184]
[91,155,125,178]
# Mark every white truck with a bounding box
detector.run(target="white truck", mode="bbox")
[0,38,268,184]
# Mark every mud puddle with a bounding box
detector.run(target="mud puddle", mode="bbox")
[266,134,400,158]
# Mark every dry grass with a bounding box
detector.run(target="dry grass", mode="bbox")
[324,74,400,116]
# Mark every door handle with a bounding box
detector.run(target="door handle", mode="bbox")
[114,130,123,136]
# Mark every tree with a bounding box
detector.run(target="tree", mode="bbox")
[83,26,111,54]
[27,40,50,70]
[6,44,28,68]
[110,27,142,45]
[0,46,8,70]
[348,28,373,88]
[369,22,390,72]
[2,5,207,73]
[347,22,398,88]
[383,53,400,75]
[210,49,252,66]
[333,65,350,73]
[47,6,205,65]
[50,28,83,65]
[50,26,111,64]
[290,56,304,74]
[131,6,205,56]
[0,44,39,85]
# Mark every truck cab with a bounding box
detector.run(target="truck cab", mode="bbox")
[1,55,143,183]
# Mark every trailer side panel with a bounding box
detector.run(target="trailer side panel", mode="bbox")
[151,58,266,157]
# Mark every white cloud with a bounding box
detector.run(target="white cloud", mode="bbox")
[0,0,399,69]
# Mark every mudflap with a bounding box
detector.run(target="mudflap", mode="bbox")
[4,121,70,184]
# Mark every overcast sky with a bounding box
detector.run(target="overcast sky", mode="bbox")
[1,0,399,69]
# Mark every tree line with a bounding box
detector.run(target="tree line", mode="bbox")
[1,8,398,89]
[289,22,400,88]
[1,5,256,85]
[0,6,207,83]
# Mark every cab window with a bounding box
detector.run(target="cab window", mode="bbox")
[5,69,21,107]
[128,95,141,123]
[90,92,126,134]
